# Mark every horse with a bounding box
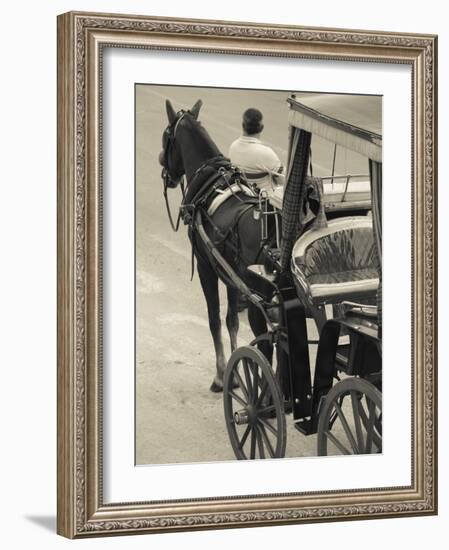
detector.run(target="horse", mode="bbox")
[159,99,273,392]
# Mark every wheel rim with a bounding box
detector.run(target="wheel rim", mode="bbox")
[224,346,286,459]
[317,377,382,456]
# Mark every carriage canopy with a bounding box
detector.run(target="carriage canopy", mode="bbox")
[287,94,382,163]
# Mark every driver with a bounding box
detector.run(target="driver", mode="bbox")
[229,108,285,194]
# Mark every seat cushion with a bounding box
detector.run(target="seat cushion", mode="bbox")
[292,216,379,302]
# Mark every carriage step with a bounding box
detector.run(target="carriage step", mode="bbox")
[294,418,317,436]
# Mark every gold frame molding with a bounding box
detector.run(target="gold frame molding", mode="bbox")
[57,11,438,538]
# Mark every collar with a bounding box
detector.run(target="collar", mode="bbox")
[239,135,262,143]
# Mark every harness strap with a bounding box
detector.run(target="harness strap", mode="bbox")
[207,183,255,216]
[189,170,225,207]
[191,155,230,180]
[182,166,240,225]
[163,175,185,232]
[190,231,195,281]
[240,170,270,180]
[185,156,231,199]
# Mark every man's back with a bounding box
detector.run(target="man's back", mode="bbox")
[229,135,283,193]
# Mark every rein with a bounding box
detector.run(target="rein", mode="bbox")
[161,109,202,233]
[162,170,185,232]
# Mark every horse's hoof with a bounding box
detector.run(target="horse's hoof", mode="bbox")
[209,381,223,393]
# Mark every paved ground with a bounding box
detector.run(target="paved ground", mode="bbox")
[134,85,378,464]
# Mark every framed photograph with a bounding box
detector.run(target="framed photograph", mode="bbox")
[57,11,437,538]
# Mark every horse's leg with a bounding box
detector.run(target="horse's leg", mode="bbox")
[197,259,227,393]
[226,285,239,352]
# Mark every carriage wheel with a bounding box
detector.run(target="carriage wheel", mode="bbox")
[317,377,382,456]
[224,346,286,459]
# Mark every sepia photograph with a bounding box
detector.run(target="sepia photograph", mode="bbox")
[135,85,382,465]
[56,10,437,538]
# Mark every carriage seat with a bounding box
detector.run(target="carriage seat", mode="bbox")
[291,216,379,307]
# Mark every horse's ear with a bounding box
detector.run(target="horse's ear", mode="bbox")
[190,99,203,120]
[165,100,177,125]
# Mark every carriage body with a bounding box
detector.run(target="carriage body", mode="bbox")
[223,94,382,459]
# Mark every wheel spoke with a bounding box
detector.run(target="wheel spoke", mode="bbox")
[325,431,351,455]
[357,398,381,448]
[242,359,254,402]
[329,395,345,436]
[238,425,251,450]
[232,368,249,402]
[375,412,382,440]
[351,391,365,453]
[258,423,276,457]
[250,427,256,459]
[259,417,278,437]
[334,401,359,453]
[257,405,276,416]
[255,425,265,458]
[256,380,269,408]
[357,399,369,425]
[229,390,247,407]
[253,363,259,401]
[328,408,338,431]
[364,398,377,453]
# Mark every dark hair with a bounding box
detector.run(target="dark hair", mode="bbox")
[242,108,263,135]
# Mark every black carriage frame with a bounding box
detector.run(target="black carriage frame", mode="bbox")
[220,95,383,459]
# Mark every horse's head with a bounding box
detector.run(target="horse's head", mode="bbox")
[159,99,203,188]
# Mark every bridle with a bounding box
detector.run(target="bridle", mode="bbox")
[160,107,230,233]
[160,110,189,231]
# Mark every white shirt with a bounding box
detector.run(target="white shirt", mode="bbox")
[228,135,284,193]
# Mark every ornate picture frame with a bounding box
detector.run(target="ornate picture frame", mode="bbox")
[57,11,437,538]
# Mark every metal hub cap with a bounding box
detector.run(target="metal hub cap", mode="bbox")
[233,409,249,425]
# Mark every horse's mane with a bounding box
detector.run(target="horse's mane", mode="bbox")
[180,115,222,160]
[177,115,226,204]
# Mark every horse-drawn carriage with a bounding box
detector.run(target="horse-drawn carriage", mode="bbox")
[160,93,382,460]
